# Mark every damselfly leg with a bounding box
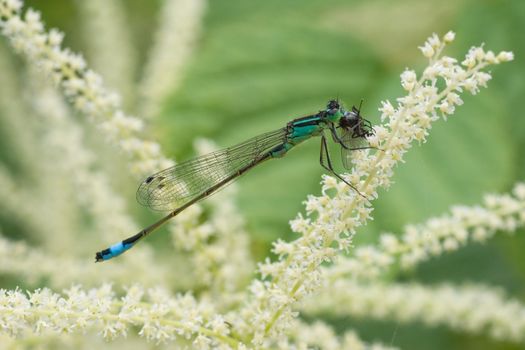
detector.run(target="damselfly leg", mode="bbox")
[319,133,366,199]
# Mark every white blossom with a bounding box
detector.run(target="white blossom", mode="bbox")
[0,285,241,347]
[0,0,172,177]
[326,182,525,280]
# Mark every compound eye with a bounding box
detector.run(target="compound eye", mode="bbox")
[327,100,340,111]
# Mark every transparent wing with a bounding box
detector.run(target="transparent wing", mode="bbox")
[340,129,369,170]
[137,128,287,211]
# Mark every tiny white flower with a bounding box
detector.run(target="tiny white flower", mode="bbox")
[484,50,496,64]
[47,28,63,46]
[463,77,480,95]
[24,9,43,31]
[472,227,489,242]
[4,16,24,35]
[428,33,441,48]
[439,101,455,115]
[443,237,459,251]
[423,64,440,80]
[378,100,395,119]
[474,71,492,87]
[461,56,476,69]
[4,0,23,12]
[496,51,514,62]
[446,92,463,106]
[419,41,435,58]
[443,31,455,43]
[473,46,485,61]
[400,69,417,91]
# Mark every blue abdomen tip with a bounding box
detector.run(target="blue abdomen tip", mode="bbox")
[96,241,133,262]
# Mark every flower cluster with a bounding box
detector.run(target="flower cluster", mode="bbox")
[0,0,201,292]
[77,0,136,106]
[28,74,138,245]
[0,233,175,289]
[235,31,513,347]
[285,319,398,350]
[326,182,525,280]
[0,0,172,176]
[139,0,206,118]
[302,281,525,344]
[0,281,403,349]
[0,284,241,348]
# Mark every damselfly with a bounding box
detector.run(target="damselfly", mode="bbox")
[95,100,374,262]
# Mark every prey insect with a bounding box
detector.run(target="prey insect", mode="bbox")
[95,100,374,262]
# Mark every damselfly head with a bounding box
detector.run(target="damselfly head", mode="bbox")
[339,103,374,138]
[326,99,341,114]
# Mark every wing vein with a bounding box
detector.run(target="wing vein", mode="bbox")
[136,127,287,211]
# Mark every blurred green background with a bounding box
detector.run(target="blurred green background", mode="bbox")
[12,0,525,349]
